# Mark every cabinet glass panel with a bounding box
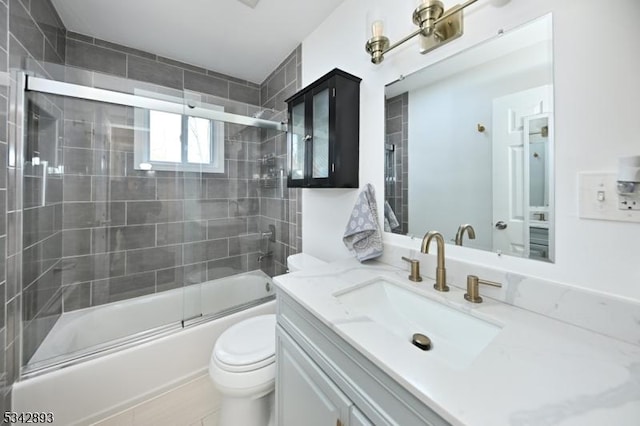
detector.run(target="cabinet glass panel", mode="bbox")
[290,102,305,181]
[312,89,330,178]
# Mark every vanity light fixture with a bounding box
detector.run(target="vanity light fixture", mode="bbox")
[365,0,483,64]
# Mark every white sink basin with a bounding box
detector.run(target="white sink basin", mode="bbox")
[333,279,502,369]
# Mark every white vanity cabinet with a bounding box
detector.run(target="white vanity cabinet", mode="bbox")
[275,291,450,426]
[350,407,374,426]
[276,326,372,426]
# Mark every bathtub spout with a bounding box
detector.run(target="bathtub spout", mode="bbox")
[257,252,272,263]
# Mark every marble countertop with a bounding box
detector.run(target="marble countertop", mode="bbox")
[273,257,640,426]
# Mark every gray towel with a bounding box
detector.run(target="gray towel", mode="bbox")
[384,200,400,231]
[343,184,384,261]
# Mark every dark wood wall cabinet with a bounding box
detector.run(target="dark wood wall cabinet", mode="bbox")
[285,68,361,188]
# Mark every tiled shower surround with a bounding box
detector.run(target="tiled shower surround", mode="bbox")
[385,93,408,234]
[56,97,267,315]
[258,46,302,276]
[1,0,302,412]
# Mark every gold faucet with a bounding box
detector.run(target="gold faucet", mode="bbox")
[420,231,449,292]
[455,224,476,246]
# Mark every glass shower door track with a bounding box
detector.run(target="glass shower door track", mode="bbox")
[23,74,286,131]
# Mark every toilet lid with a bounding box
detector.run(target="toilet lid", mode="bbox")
[214,314,276,372]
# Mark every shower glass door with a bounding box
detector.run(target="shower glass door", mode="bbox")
[20,68,284,375]
[20,73,238,372]
[22,89,203,372]
[22,90,65,371]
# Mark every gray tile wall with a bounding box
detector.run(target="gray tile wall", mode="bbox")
[3,0,67,415]
[258,46,302,276]
[65,32,260,106]
[385,93,408,234]
[56,74,266,313]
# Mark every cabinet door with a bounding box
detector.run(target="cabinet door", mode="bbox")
[285,69,360,188]
[288,96,307,187]
[276,326,351,426]
[307,82,332,187]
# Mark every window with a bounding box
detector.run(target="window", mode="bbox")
[134,104,224,173]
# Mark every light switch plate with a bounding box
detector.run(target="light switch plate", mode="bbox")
[578,172,640,222]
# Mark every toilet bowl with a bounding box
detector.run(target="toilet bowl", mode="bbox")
[209,314,276,426]
[209,254,327,426]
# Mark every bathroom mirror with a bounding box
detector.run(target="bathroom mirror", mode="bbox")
[384,14,554,262]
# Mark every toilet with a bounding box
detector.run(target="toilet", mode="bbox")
[286,252,328,272]
[209,253,326,426]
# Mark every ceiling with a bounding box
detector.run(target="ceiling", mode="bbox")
[51,0,346,83]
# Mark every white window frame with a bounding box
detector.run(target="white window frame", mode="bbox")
[133,91,225,173]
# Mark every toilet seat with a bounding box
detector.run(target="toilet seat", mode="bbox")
[213,314,276,372]
[214,353,275,373]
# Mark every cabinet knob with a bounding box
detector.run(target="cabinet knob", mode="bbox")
[303,134,312,141]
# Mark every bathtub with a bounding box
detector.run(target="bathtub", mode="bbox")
[13,270,276,425]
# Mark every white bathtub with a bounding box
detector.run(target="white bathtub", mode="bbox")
[13,270,276,425]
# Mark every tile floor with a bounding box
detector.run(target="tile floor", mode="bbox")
[93,374,220,426]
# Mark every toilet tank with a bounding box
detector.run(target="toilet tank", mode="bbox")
[286,253,327,272]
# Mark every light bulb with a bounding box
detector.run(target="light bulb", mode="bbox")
[371,20,385,37]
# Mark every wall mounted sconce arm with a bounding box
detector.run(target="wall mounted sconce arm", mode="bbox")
[366,0,481,64]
